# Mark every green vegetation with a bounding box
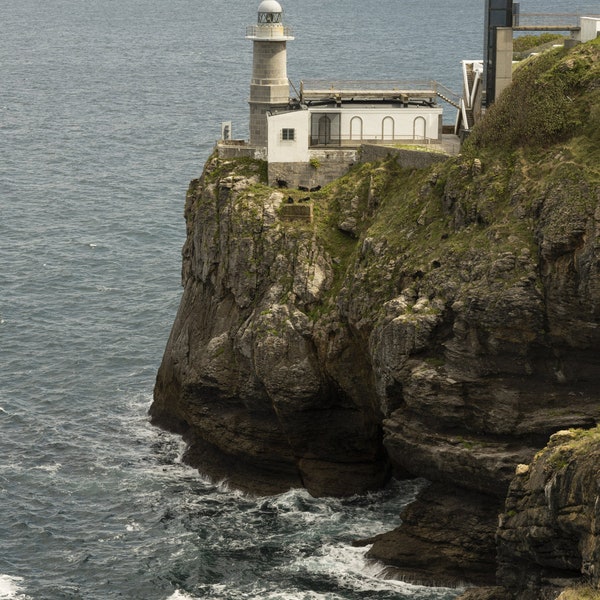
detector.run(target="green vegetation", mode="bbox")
[205,153,268,185]
[547,448,573,471]
[467,38,600,157]
[545,426,600,471]
[310,165,372,303]
[560,426,600,447]
[513,33,565,54]
[306,40,598,323]
[456,436,486,451]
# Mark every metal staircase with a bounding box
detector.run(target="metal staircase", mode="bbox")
[435,83,461,109]
[455,60,483,135]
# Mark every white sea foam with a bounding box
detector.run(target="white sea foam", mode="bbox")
[31,463,61,474]
[0,575,30,600]
[288,543,463,598]
[166,591,199,600]
[184,584,343,600]
[125,521,141,532]
[172,439,189,465]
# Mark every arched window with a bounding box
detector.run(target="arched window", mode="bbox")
[382,116,395,140]
[413,116,426,140]
[350,117,363,141]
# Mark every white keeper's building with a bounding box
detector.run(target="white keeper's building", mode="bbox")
[222,0,451,188]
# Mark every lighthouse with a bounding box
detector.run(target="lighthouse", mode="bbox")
[246,0,294,147]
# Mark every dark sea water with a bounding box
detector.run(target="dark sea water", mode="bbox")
[2,1,598,598]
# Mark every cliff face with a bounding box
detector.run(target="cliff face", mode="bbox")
[151,40,600,594]
[151,162,388,497]
[497,427,600,599]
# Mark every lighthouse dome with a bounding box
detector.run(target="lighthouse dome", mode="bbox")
[248,0,293,38]
[258,0,282,14]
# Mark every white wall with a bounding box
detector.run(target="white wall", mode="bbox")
[337,107,442,142]
[580,17,600,43]
[267,104,443,165]
[267,110,310,163]
[308,106,442,144]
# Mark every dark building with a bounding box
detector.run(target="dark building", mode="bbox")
[484,0,514,106]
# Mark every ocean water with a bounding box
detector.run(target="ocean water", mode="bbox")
[1,1,598,598]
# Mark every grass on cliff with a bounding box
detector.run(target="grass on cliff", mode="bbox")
[304,153,537,325]
[513,33,565,54]
[539,425,600,472]
[466,37,600,171]
[205,153,269,185]
[301,40,600,321]
[310,163,375,298]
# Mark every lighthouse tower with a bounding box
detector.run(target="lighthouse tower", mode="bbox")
[246,0,294,147]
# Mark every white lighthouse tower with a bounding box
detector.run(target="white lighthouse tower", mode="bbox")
[246,0,294,147]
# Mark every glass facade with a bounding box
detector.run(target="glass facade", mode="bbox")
[310,113,341,146]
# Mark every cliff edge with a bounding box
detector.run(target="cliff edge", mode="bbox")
[151,39,600,596]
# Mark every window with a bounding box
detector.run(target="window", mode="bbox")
[413,116,426,140]
[317,116,331,145]
[310,113,340,146]
[382,116,395,140]
[259,12,282,23]
[350,116,363,141]
[282,128,295,141]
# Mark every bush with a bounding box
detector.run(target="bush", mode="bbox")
[467,39,600,153]
[513,33,565,53]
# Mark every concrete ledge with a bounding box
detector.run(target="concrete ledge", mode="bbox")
[217,141,265,160]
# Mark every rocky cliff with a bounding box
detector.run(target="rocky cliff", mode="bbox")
[151,39,600,597]
[497,427,600,599]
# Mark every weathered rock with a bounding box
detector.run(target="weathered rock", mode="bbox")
[457,588,512,600]
[497,428,600,598]
[555,587,600,600]
[151,156,388,497]
[152,142,600,579]
[362,483,501,586]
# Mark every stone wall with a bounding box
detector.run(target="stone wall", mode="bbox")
[359,144,450,169]
[268,148,356,189]
[280,203,313,223]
